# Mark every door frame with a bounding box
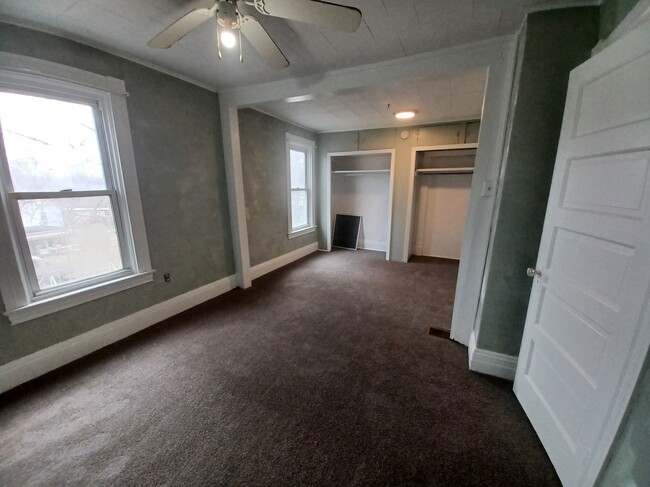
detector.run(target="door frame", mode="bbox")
[325,149,395,260]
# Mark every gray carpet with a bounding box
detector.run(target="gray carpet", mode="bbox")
[0,249,560,486]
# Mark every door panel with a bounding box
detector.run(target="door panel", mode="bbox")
[514,20,650,487]
[536,290,607,384]
[561,152,649,215]
[575,51,650,137]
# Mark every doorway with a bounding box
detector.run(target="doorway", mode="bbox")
[325,150,395,260]
[410,144,477,260]
[404,142,478,334]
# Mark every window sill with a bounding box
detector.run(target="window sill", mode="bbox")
[6,270,155,325]
[288,226,317,239]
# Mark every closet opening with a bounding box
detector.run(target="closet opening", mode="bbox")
[325,150,395,260]
[409,143,477,260]
[405,142,478,333]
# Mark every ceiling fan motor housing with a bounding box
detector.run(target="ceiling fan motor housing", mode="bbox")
[217,0,239,29]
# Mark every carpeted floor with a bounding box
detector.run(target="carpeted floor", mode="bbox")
[0,249,560,486]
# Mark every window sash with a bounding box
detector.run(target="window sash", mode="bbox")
[0,92,113,193]
[0,89,130,299]
[6,189,129,297]
[287,135,315,234]
[290,188,311,231]
[0,63,151,320]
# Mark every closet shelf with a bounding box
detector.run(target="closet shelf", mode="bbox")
[416,167,474,175]
[332,169,390,175]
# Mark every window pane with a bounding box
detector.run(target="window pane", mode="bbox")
[290,149,306,188]
[291,190,308,229]
[18,196,123,291]
[0,92,106,192]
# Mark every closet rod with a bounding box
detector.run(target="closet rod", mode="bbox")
[416,167,474,175]
[332,169,390,175]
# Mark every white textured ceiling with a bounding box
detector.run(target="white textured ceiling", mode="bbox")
[1,0,570,90]
[0,0,586,132]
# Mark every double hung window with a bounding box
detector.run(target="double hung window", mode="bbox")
[0,55,152,324]
[286,134,315,237]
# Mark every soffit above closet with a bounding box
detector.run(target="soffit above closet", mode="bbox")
[251,68,487,133]
[0,0,578,90]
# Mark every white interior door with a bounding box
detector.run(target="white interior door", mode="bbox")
[513,20,650,487]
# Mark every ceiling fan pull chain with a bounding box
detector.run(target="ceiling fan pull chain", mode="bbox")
[239,27,244,63]
[216,25,223,60]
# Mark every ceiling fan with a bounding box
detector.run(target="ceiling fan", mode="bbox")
[148,0,362,70]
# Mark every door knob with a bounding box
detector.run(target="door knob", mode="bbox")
[527,268,542,277]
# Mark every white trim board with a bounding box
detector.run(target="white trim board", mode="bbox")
[250,242,319,280]
[0,274,237,394]
[358,240,387,252]
[468,331,518,381]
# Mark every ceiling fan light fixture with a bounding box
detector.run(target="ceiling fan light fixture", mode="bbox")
[148,0,362,70]
[395,110,416,120]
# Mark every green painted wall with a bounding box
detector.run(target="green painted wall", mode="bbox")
[317,122,477,260]
[600,0,640,39]
[238,109,317,267]
[475,8,599,356]
[0,24,234,366]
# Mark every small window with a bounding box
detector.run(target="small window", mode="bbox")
[286,134,315,237]
[0,56,152,324]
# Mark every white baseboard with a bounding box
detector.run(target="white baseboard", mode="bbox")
[250,242,318,280]
[358,239,387,252]
[0,274,238,394]
[468,331,518,381]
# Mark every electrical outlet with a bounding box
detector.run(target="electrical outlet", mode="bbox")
[481,180,494,197]
[163,273,171,282]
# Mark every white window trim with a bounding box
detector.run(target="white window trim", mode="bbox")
[286,133,316,238]
[0,53,153,325]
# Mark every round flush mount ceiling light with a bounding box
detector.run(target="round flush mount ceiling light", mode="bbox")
[395,110,416,120]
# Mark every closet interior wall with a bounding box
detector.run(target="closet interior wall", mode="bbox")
[411,146,477,260]
[331,153,392,255]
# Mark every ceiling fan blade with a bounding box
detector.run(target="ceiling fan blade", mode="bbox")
[240,15,289,70]
[253,0,361,33]
[148,8,215,49]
